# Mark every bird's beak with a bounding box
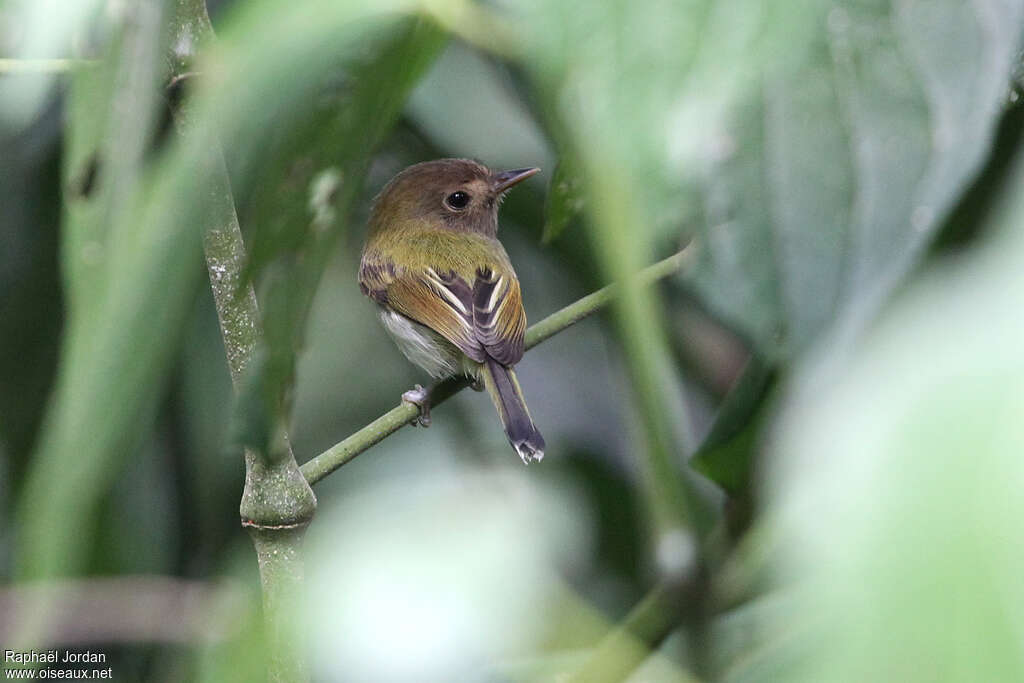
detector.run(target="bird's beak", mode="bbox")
[491,167,540,193]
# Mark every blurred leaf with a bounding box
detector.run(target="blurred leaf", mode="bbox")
[0,103,63,474]
[747,139,1024,681]
[193,566,267,683]
[304,468,591,682]
[510,0,1022,360]
[933,95,1024,250]
[511,0,791,542]
[690,357,774,496]
[541,156,584,243]
[708,593,806,683]
[240,17,446,285]
[567,582,693,683]
[229,17,446,455]
[509,0,1023,519]
[14,0,443,581]
[228,348,275,456]
[687,0,1024,359]
[0,0,104,127]
[175,294,242,571]
[16,0,187,582]
[688,0,1024,498]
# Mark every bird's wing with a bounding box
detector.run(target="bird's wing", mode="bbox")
[470,265,526,365]
[359,256,526,366]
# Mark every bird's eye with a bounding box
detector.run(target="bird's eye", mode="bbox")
[445,191,470,210]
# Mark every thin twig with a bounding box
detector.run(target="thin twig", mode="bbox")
[300,248,692,485]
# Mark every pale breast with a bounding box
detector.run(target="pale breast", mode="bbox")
[379,307,463,378]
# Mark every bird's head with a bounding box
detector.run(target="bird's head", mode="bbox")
[369,158,539,237]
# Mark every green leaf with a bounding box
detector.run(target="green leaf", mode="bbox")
[512,0,1023,505]
[690,356,774,496]
[687,0,1024,359]
[15,0,195,582]
[709,594,807,683]
[13,0,445,583]
[512,0,784,539]
[228,18,446,455]
[239,17,447,290]
[541,156,584,243]
[746,141,1024,681]
[510,0,1021,362]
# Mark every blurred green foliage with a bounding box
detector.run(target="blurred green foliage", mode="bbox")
[2,0,1024,680]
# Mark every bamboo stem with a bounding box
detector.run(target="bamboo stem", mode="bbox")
[168,2,315,681]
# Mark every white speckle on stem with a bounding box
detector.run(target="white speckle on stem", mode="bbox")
[173,23,195,61]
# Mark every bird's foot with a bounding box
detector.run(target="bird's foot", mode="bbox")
[470,378,484,392]
[402,384,432,427]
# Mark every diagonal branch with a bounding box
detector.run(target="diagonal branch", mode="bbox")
[300,247,693,485]
[567,580,701,683]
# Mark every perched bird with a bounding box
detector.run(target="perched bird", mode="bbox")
[359,159,545,464]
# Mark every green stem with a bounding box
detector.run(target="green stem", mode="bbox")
[567,582,702,683]
[169,2,314,681]
[300,248,692,485]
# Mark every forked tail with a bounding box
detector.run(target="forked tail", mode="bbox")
[481,357,545,464]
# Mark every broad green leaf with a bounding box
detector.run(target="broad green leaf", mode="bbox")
[507,0,1023,500]
[688,0,1024,359]
[686,0,1023,494]
[738,145,1024,681]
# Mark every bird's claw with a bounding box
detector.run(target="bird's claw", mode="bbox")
[469,378,485,392]
[402,384,432,427]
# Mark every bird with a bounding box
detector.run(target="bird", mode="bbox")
[358,158,545,464]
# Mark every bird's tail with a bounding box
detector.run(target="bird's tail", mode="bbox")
[480,357,545,464]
